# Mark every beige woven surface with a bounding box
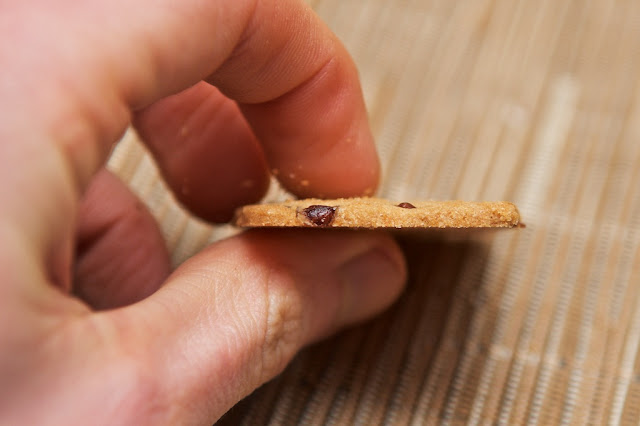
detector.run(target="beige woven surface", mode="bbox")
[108,0,640,424]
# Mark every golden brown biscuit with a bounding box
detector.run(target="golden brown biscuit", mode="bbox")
[233,198,521,229]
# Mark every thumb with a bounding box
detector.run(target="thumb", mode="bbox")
[111,230,406,424]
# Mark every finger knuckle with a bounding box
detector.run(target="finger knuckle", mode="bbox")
[258,267,305,381]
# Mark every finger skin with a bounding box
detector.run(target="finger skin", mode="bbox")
[134,0,378,220]
[133,82,270,223]
[112,230,406,423]
[240,57,379,198]
[75,169,171,309]
[209,0,379,197]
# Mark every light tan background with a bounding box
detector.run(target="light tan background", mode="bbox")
[109,0,640,424]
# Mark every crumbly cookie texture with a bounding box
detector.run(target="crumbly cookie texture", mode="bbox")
[233,198,521,229]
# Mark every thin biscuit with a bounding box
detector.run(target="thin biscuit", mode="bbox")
[233,198,521,229]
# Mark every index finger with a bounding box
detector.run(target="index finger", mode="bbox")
[0,0,378,273]
[207,0,380,197]
[74,0,379,196]
[132,0,379,216]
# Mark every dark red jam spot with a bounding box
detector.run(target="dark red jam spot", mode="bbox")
[303,205,337,227]
[397,202,416,209]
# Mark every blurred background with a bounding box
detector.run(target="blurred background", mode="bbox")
[109,0,640,424]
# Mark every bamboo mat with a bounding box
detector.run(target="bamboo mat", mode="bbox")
[108,0,640,424]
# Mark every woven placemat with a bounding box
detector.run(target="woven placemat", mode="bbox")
[109,0,640,423]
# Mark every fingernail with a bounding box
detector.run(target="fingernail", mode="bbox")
[337,248,406,324]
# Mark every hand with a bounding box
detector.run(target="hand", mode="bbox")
[0,0,406,424]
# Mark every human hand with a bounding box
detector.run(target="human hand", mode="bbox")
[0,0,406,424]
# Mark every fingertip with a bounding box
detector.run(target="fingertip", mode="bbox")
[328,231,406,332]
[275,120,381,199]
[241,54,381,199]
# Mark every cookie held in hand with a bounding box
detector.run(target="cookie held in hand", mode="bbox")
[232,198,522,229]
